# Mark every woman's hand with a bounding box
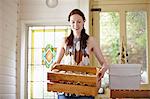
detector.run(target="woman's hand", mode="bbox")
[96,66,108,89]
[50,62,57,71]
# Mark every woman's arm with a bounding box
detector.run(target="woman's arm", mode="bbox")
[90,37,109,88]
[55,45,65,64]
[50,38,66,70]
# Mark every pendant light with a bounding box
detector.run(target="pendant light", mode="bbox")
[46,0,58,8]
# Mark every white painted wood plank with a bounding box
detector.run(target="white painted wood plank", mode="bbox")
[0,39,16,53]
[0,66,16,77]
[0,75,16,85]
[1,32,17,44]
[0,0,2,34]
[0,44,16,54]
[0,0,17,97]
[1,54,16,61]
[2,8,17,26]
[0,55,16,65]
[2,13,17,26]
[0,35,16,49]
[2,0,17,8]
[0,85,16,94]
[0,57,16,68]
[0,94,16,99]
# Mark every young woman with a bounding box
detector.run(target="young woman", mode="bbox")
[51,9,108,99]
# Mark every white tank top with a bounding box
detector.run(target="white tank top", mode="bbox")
[63,38,90,66]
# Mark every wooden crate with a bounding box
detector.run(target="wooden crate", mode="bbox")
[47,64,98,96]
[110,89,150,98]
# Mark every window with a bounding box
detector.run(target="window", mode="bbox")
[91,1,149,89]
[100,12,120,64]
[27,26,70,99]
[126,11,148,83]
[99,11,148,84]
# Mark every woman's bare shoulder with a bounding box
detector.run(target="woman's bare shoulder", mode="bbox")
[88,36,99,49]
[88,36,97,42]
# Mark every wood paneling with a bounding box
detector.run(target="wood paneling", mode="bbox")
[0,0,18,98]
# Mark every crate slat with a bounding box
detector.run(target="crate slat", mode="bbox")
[47,83,98,96]
[52,64,97,74]
[47,72,96,86]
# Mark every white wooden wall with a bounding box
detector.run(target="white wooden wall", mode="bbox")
[0,0,18,99]
[0,0,2,36]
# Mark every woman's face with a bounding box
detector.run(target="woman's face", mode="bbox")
[69,14,84,38]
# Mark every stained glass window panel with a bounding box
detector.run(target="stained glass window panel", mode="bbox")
[33,32,44,48]
[32,82,44,98]
[44,32,55,47]
[28,49,43,65]
[28,65,44,81]
[28,26,69,99]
